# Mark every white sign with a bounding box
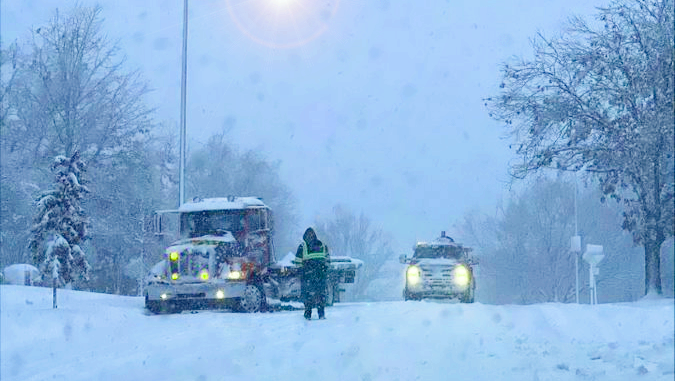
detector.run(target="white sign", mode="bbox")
[571,236,582,253]
[582,244,604,305]
[583,244,604,266]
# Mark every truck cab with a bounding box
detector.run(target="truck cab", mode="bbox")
[145,197,273,313]
[400,231,476,303]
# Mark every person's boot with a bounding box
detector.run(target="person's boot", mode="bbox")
[304,309,312,320]
[318,306,325,319]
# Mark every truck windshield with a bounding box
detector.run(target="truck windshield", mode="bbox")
[181,210,244,238]
[414,245,462,259]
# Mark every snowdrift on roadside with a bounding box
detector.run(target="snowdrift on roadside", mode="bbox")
[1,285,673,381]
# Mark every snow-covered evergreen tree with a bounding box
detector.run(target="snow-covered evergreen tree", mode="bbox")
[314,204,394,301]
[29,151,90,285]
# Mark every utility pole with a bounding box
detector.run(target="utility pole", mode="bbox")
[52,257,59,309]
[179,0,188,207]
[574,176,579,304]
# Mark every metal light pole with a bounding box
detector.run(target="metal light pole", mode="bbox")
[52,257,59,309]
[569,174,582,303]
[574,176,579,304]
[583,244,604,305]
[571,234,581,303]
[179,0,188,207]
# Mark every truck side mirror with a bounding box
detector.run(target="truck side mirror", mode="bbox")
[399,254,408,264]
[152,213,163,234]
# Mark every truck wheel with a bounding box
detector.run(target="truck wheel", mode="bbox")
[146,300,162,314]
[460,288,474,303]
[235,284,265,313]
[333,283,341,303]
[326,282,335,306]
[146,295,173,314]
[404,289,419,301]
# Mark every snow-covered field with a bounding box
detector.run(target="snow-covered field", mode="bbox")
[1,285,673,381]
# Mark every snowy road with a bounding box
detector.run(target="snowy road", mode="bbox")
[1,285,673,381]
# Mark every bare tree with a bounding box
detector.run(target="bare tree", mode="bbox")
[487,0,674,295]
[0,42,20,127]
[5,5,153,168]
[477,179,578,303]
[187,132,299,252]
[456,177,658,304]
[314,204,394,300]
[0,43,36,268]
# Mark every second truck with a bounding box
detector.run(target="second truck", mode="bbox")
[400,231,477,303]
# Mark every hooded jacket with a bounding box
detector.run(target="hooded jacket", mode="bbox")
[294,227,329,265]
[294,227,330,306]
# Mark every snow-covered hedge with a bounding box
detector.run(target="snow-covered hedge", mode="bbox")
[2,264,41,285]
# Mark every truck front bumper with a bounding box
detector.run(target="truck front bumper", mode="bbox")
[405,282,469,299]
[146,280,247,305]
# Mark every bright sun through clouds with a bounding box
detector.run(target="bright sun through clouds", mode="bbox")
[270,0,293,6]
[225,0,340,48]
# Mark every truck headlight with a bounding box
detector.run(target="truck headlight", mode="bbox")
[227,270,242,280]
[453,265,470,287]
[200,269,209,281]
[406,265,421,285]
[169,251,179,261]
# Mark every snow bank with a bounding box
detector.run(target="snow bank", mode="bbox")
[1,285,673,381]
[2,264,41,286]
[363,257,406,301]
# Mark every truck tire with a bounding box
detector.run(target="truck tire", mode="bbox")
[404,289,420,301]
[325,282,335,306]
[146,300,162,314]
[146,295,176,314]
[234,284,265,313]
[333,283,341,303]
[460,287,475,303]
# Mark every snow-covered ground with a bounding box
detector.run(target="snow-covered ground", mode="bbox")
[1,285,673,381]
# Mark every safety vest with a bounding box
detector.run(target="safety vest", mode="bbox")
[297,241,328,262]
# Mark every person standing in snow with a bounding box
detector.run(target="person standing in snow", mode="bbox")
[293,227,330,320]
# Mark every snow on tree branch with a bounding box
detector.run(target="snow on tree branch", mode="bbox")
[487,0,673,295]
[29,151,90,285]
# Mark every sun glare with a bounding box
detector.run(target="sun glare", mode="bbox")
[270,0,293,6]
[225,0,340,48]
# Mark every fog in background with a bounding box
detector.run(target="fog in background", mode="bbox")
[2,0,603,254]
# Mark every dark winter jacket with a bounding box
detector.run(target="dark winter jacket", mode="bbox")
[294,228,329,306]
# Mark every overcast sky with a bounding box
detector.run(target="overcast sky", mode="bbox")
[2,0,603,253]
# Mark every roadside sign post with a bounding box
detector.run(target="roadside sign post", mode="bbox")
[52,258,59,309]
[571,235,582,303]
[582,244,604,305]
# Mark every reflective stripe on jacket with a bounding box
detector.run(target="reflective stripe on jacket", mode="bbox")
[293,241,328,266]
[302,241,328,260]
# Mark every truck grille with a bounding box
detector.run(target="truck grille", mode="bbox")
[179,253,209,277]
[176,292,206,299]
[419,264,454,287]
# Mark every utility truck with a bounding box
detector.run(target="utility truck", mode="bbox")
[400,231,476,303]
[145,196,362,313]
